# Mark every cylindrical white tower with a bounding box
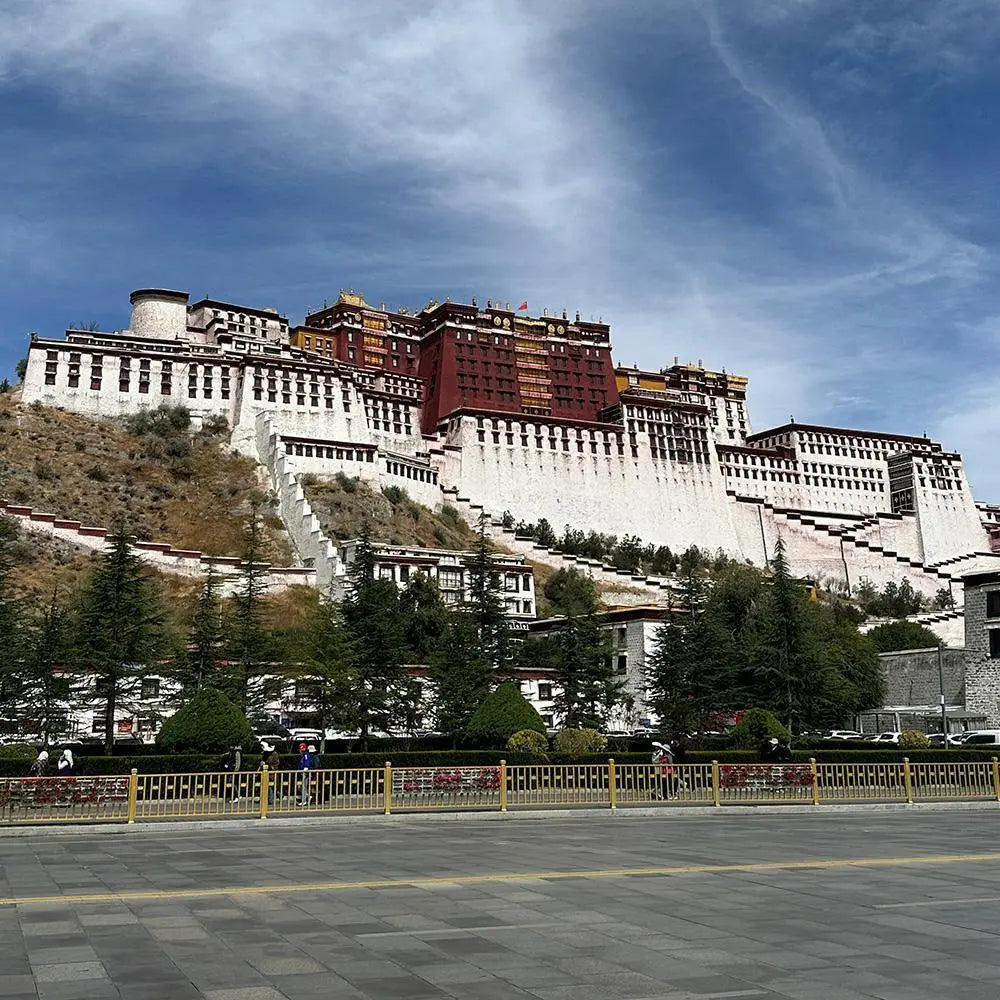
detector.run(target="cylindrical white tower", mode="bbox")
[129,289,189,340]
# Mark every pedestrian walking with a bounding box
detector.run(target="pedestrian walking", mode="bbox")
[28,750,50,777]
[297,742,316,805]
[651,741,676,799]
[259,742,281,806]
[57,749,75,777]
[222,745,243,802]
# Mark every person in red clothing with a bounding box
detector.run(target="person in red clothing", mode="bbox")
[651,741,676,799]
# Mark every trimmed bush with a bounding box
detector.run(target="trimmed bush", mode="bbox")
[464,683,546,749]
[155,688,253,754]
[899,729,931,750]
[507,730,549,756]
[0,743,38,760]
[554,728,608,755]
[728,709,790,749]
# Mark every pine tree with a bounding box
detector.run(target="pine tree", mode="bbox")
[17,589,78,743]
[751,536,814,734]
[228,498,272,713]
[0,515,24,729]
[172,568,225,695]
[428,613,493,743]
[73,524,168,754]
[341,526,411,746]
[464,513,510,676]
[292,587,354,747]
[550,611,623,729]
[398,572,449,663]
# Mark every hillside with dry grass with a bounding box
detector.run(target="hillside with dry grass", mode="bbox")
[0,393,290,561]
[301,474,481,550]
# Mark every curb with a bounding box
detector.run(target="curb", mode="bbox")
[2,799,997,838]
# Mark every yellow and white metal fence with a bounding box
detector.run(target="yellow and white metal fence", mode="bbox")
[2,758,1000,826]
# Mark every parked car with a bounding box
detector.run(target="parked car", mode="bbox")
[288,728,324,743]
[872,732,901,744]
[822,730,863,741]
[956,730,1000,746]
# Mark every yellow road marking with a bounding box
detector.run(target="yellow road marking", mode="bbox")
[4,851,1000,907]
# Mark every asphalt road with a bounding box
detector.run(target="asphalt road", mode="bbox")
[2,810,1000,999]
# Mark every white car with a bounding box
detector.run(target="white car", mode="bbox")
[823,730,863,741]
[288,728,324,742]
[872,732,900,744]
[957,730,1000,746]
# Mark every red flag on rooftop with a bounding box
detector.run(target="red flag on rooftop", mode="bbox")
[518,301,528,310]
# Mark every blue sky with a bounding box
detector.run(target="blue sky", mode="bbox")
[3,1,1000,493]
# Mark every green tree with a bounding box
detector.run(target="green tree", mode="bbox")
[866,620,941,653]
[172,568,226,695]
[428,614,493,742]
[227,498,272,713]
[14,356,29,383]
[728,708,789,748]
[463,513,511,675]
[341,527,413,746]
[550,611,625,730]
[464,682,545,748]
[543,568,600,618]
[399,572,449,663]
[15,590,79,744]
[73,524,169,754]
[750,537,815,733]
[156,687,252,754]
[292,588,355,747]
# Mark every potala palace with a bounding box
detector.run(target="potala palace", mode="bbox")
[19,286,1000,605]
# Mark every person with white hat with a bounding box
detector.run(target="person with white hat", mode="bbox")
[651,741,676,800]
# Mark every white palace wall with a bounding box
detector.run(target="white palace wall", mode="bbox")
[434,416,741,556]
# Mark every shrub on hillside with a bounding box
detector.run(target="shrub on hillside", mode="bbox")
[506,729,549,757]
[867,620,940,653]
[125,404,191,438]
[728,708,790,749]
[155,688,253,754]
[464,683,546,748]
[898,729,931,750]
[554,728,607,755]
[0,743,39,760]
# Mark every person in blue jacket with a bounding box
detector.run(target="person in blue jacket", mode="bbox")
[297,743,316,805]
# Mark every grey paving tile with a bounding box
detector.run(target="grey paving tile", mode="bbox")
[32,962,106,983]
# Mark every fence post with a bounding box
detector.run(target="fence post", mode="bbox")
[902,757,913,804]
[260,765,270,820]
[992,758,1000,802]
[383,761,392,815]
[608,758,617,810]
[809,757,820,806]
[499,760,508,812]
[711,760,721,807]
[126,768,138,824]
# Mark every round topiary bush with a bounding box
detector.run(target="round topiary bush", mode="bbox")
[464,683,546,749]
[156,688,253,754]
[728,708,790,749]
[899,729,931,750]
[0,743,39,760]
[554,728,608,755]
[506,729,549,756]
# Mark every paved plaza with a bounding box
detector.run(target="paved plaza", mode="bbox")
[3,810,1000,999]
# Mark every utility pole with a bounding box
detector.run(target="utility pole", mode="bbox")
[938,641,948,748]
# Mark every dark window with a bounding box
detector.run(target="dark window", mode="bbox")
[538,684,552,700]
[990,630,1000,659]
[987,592,1000,619]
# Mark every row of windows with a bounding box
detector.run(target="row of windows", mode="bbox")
[285,443,375,462]
[385,461,437,484]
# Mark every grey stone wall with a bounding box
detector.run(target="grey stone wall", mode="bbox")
[878,648,965,706]
[964,580,1000,725]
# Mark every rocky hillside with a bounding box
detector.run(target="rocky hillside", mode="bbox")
[301,473,481,550]
[0,393,290,561]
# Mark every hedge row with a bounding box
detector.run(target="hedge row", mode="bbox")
[3,748,998,777]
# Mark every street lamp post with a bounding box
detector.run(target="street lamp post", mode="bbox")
[938,642,948,747]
